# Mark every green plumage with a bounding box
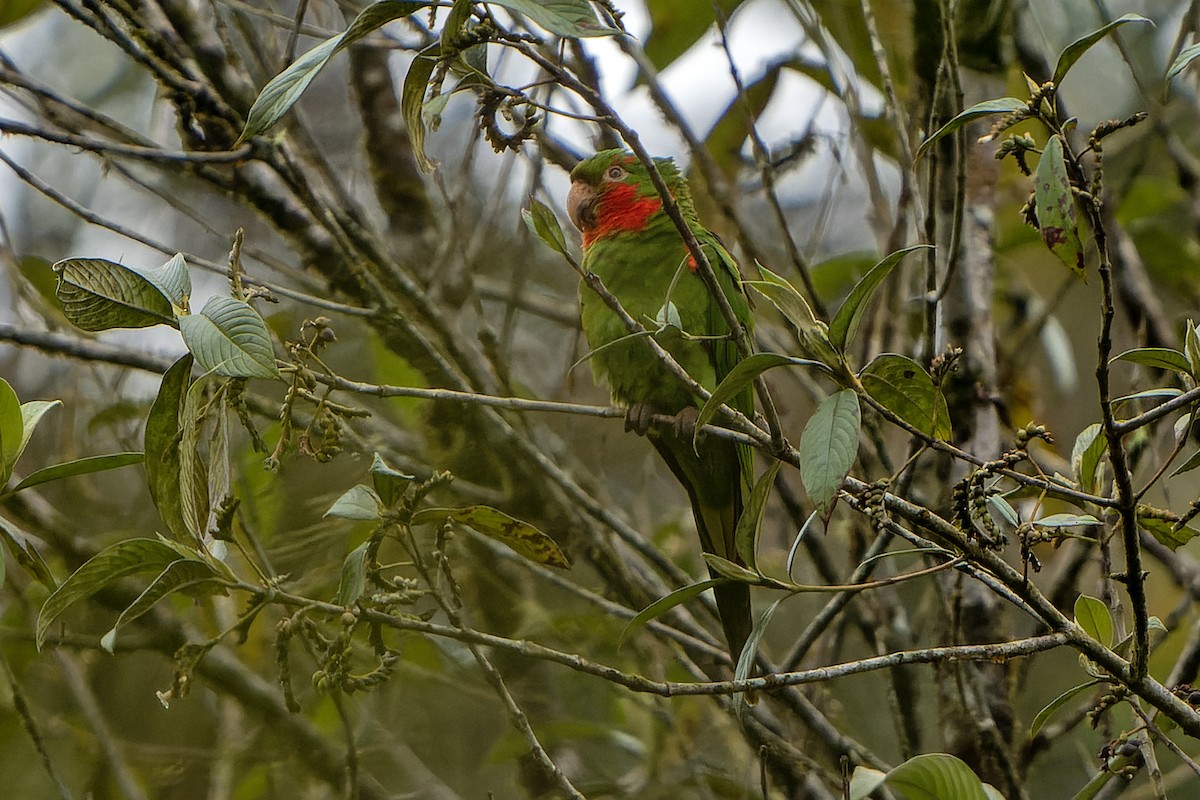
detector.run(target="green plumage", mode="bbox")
[569,150,755,662]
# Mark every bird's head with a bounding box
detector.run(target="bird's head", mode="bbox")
[566,150,688,247]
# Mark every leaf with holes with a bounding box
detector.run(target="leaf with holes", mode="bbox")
[861,354,952,440]
[180,296,279,379]
[1034,136,1086,278]
[53,258,177,331]
[799,389,860,516]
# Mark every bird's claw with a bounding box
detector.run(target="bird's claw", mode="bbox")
[673,406,700,441]
[624,403,655,436]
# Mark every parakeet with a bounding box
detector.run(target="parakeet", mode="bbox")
[566,149,755,663]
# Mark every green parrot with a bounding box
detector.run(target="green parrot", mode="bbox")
[566,149,755,663]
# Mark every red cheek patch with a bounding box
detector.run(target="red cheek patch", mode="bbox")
[582,181,662,248]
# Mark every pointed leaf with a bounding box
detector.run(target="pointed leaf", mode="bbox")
[522,198,570,257]
[402,44,440,172]
[370,453,414,507]
[1170,446,1200,478]
[1034,135,1086,277]
[325,485,384,520]
[618,577,728,647]
[1167,42,1200,85]
[1111,347,1192,373]
[702,552,765,584]
[1071,422,1106,494]
[487,0,615,37]
[37,538,209,648]
[915,97,1026,161]
[237,1,428,143]
[16,399,61,473]
[986,495,1020,527]
[1033,513,1100,528]
[861,354,952,440]
[799,389,860,514]
[179,376,211,540]
[131,253,191,312]
[1111,388,1181,408]
[1074,594,1113,646]
[333,540,370,605]
[102,559,223,653]
[883,753,989,800]
[849,767,888,800]
[1139,515,1199,551]
[11,452,143,493]
[0,518,55,589]
[829,245,930,351]
[1031,680,1104,737]
[735,460,781,570]
[180,295,280,379]
[747,266,838,367]
[145,355,193,540]
[694,352,821,449]
[734,597,784,703]
[1052,14,1152,85]
[52,257,177,331]
[0,378,22,483]
[412,506,570,568]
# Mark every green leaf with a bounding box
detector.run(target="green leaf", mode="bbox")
[370,453,414,507]
[488,0,615,37]
[1111,388,1181,409]
[914,97,1026,162]
[1166,42,1200,85]
[1031,680,1104,737]
[325,485,384,520]
[37,538,210,648]
[412,505,570,568]
[180,296,280,379]
[101,559,223,654]
[643,0,741,69]
[694,352,822,451]
[0,518,55,589]
[618,577,728,647]
[1052,13,1151,85]
[237,1,427,143]
[861,354,952,440]
[1074,594,1113,647]
[828,245,930,351]
[734,597,784,699]
[848,767,888,800]
[333,540,370,605]
[1138,515,1200,551]
[18,400,61,469]
[145,355,194,540]
[746,266,839,368]
[734,460,781,571]
[1111,347,1192,373]
[523,198,570,257]
[52,257,177,331]
[1071,422,1106,494]
[11,452,143,494]
[1170,446,1200,478]
[1034,135,1086,277]
[402,44,440,172]
[0,378,23,483]
[986,495,1020,527]
[882,753,990,800]
[179,376,211,541]
[799,389,860,515]
[131,253,191,313]
[702,553,764,584]
[1033,513,1100,528]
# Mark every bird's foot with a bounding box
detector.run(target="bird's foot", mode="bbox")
[624,403,656,436]
[672,406,700,441]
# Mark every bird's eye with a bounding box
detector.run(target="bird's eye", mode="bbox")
[606,166,625,180]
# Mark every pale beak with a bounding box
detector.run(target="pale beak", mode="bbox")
[567,180,597,232]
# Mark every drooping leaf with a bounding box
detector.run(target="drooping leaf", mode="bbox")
[325,485,384,520]
[1033,513,1101,528]
[1071,423,1106,494]
[1031,679,1104,737]
[52,257,177,331]
[1111,388,1181,409]
[18,400,61,469]
[1052,13,1152,86]
[1186,320,1200,378]
[861,354,952,440]
[702,552,764,584]
[237,1,428,143]
[37,538,211,648]
[523,198,570,258]
[179,376,211,541]
[10,452,143,494]
[1034,135,1086,278]
[848,767,888,800]
[0,378,23,484]
[402,44,440,172]
[1139,515,1200,551]
[747,266,839,368]
[618,577,728,647]
[798,389,860,515]
[488,0,615,37]
[694,352,822,451]
[703,55,779,179]
[412,506,570,568]
[880,753,990,800]
[333,540,370,605]
[144,355,193,540]
[1074,594,1114,647]
[734,597,785,705]
[180,295,280,379]
[734,460,781,571]
[1170,447,1200,478]
[1166,42,1200,85]
[829,245,930,351]
[370,453,414,507]
[101,559,224,653]
[986,495,1020,528]
[0,518,55,589]
[1111,347,1192,374]
[914,97,1026,161]
[131,253,191,313]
